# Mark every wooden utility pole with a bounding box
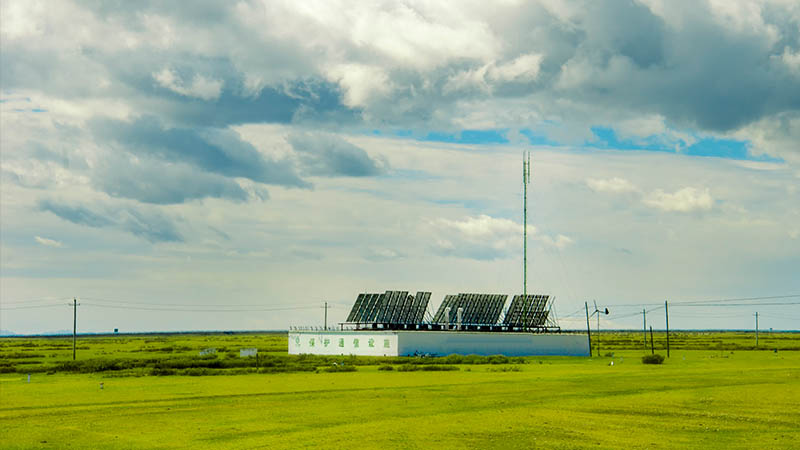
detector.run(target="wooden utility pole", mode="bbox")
[643,308,647,349]
[755,312,759,348]
[649,326,655,355]
[585,302,592,357]
[596,303,601,356]
[72,298,78,360]
[665,300,670,358]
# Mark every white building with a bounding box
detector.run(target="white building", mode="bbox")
[289,330,589,357]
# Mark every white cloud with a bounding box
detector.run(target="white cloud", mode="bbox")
[491,53,544,82]
[540,234,573,249]
[365,247,404,261]
[429,214,529,260]
[153,68,223,101]
[586,177,638,193]
[34,236,63,248]
[731,112,800,167]
[643,187,714,212]
[444,53,543,94]
[325,64,392,108]
[781,46,800,74]
[428,214,573,259]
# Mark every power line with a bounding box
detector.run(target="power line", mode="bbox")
[675,302,800,307]
[79,296,328,308]
[0,297,72,305]
[79,302,324,313]
[605,294,800,308]
[0,303,66,311]
[672,295,800,305]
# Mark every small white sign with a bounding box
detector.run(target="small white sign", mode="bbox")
[240,348,258,358]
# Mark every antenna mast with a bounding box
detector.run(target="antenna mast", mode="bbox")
[523,152,531,314]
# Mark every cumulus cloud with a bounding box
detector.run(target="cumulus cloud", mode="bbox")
[288,132,387,177]
[781,46,800,74]
[325,64,392,108]
[91,116,308,187]
[428,215,572,260]
[153,68,223,100]
[586,176,717,213]
[586,177,638,193]
[92,156,253,204]
[364,247,405,262]
[38,199,183,243]
[79,116,311,204]
[732,111,800,166]
[539,234,574,249]
[34,236,63,248]
[3,0,800,164]
[429,215,522,260]
[643,187,714,213]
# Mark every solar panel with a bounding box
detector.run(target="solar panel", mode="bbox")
[363,293,383,322]
[348,290,514,326]
[398,292,412,323]
[376,291,393,322]
[432,293,506,325]
[432,295,456,323]
[503,294,550,327]
[411,292,431,323]
[395,294,408,323]
[378,291,393,323]
[346,294,366,322]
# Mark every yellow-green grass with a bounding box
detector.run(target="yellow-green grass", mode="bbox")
[1,331,795,377]
[2,347,799,448]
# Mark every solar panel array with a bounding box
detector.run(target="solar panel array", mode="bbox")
[503,294,550,328]
[346,291,431,324]
[432,293,507,325]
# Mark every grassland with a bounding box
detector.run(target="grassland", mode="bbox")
[1,332,799,449]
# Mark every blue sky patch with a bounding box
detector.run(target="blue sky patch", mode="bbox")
[370,126,781,163]
[423,129,510,144]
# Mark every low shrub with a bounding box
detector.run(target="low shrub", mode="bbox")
[486,365,522,372]
[0,352,46,360]
[487,355,510,365]
[378,365,394,371]
[642,354,665,365]
[321,364,357,373]
[397,365,459,372]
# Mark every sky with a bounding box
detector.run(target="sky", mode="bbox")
[1,0,799,334]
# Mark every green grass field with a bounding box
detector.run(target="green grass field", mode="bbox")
[1,332,799,449]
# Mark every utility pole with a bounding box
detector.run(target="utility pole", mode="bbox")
[72,298,79,360]
[324,302,328,330]
[665,300,670,358]
[595,301,600,356]
[755,312,759,348]
[643,308,647,349]
[649,326,655,355]
[585,301,592,357]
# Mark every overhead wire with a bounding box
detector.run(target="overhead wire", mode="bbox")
[0,303,68,311]
[79,303,325,313]
[0,297,72,305]
[79,296,328,309]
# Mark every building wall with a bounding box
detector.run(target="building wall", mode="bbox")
[396,331,589,357]
[289,331,589,357]
[289,331,399,356]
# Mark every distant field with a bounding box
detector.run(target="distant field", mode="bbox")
[1,332,799,449]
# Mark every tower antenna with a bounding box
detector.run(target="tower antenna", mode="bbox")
[523,151,531,329]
